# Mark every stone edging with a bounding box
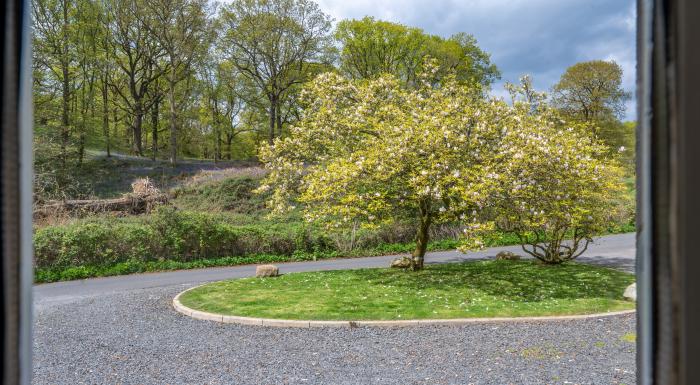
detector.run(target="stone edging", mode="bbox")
[173,285,637,328]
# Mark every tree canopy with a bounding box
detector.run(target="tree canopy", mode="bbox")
[220,0,334,144]
[335,17,500,88]
[551,60,633,169]
[257,61,502,269]
[552,60,630,123]
[258,64,628,269]
[474,97,627,264]
[31,0,504,170]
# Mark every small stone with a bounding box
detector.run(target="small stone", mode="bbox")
[495,251,521,261]
[390,256,412,268]
[256,264,279,278]
[623,283,636,301]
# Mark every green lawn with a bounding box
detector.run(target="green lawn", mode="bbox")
[179,260,636,321]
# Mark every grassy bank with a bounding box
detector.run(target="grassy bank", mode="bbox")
[179,260,636,320]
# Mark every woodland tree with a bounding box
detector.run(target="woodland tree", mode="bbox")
[146,0,210,163]
[33,0,76,165]
[335,17,499,88]
[220,0,333,144]
[107,0,166,156]
[552,60,630,122]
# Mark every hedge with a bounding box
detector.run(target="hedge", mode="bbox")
[33,207,334,270]
[33,206,635,282]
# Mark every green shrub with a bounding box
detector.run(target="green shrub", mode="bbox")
[33,207,336,270]
[33,205,635,282]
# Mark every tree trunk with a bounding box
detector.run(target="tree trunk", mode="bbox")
[268,95,276,144]
[125,117,131,147]
[276,103,283,137]
[169,77,177,165]
[143,124,148,151]
[34,194,168,219]
[226,134,233,160]
[215,126,221,163]
[411,200,432,271]
[213,101,220,163]
[111,106,119,158]
[78,95,92,166]
[151,97,159,161]
[78,127,85,165]
[132,106,144,156]
[102,79,110,158]
[60,0,70,168]
[61,63,70,168]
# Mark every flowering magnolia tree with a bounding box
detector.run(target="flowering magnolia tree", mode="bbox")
[465,100,627,264]
[257,63,504,270]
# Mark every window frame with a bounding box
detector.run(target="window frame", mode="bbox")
[637,0,700,383]
[3,0,700,384]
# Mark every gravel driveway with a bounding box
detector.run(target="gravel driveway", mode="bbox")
[33,290,636,385]
[32,234,637,384]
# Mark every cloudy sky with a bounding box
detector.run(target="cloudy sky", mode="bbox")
[315,0,637,120]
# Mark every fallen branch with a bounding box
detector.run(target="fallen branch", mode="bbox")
[34,178,168,219]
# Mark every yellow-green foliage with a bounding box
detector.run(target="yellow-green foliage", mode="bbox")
[258,62,627,265]
[258,61,502,261]
[469,99,628,263]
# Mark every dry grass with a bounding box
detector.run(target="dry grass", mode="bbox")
[180,167,267,189]
[130,177,161,196]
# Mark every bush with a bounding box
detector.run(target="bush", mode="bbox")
[34,222,149,268]
[33,206,635,282]
[33,207,335,270]
[469,101,629,264]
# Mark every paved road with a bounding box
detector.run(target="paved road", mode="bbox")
[32,233,637,385]
[34,233,635,306]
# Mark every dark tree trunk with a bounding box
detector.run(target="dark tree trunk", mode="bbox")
[214,126,221,163]
[411,200,432,271]
[77,83,85,166]
[60,0,70,168]
[61,68,70,167]
[169,77,177,165]
[268,95,276,144]
[276,103,283,137]
[213,100,220,163]
[78,129,85,165]
[132,105,144,156]
[111,106,119,158]
[143,120,148,150]
[102,78,110,158]
[226,134,233,160]
[151,97,159,161]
